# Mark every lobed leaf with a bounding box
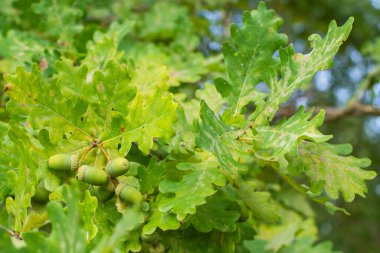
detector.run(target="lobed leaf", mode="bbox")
[288,141,376,202]
[251,17,353,124]
[251,107,331,171]
[158,153,226,220]
[216,2,287,116]
[190,195,240,233]
[196,101,244,173]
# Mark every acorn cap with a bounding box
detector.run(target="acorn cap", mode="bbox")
[103,179,117,191]
[70,154,79,170]
[77,165,88,181]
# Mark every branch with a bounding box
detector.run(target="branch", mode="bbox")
[275,102,380,121]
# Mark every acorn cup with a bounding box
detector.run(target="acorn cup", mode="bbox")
[116,184,143,206]
[48,154,79,171]
[106,157,129,177]
[77,165,109,186]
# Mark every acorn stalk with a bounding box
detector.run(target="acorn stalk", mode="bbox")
[77,165,108,186]
[106,157,129,177]
[48,154,79,171]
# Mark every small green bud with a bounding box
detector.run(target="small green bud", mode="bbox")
[48,154,79,171]
[77,165,108,186]
[106,157,129,177]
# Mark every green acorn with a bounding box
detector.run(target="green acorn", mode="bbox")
[48,154,79,171]
[94,181,116,201]
[141,233,159,244]
[149,243,164,253]
[116,184,143,206]
[32,182,50,203]
[106,157,129,177]
[239,205,249,222]
[77,165,108,186]
[95,187,115,201]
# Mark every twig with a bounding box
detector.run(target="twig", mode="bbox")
[97,144,110,161]
[275,102,380,121]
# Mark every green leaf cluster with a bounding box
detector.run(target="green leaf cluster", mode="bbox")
[0,1,376,252]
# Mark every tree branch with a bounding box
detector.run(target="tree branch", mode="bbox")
[275,102,380,121]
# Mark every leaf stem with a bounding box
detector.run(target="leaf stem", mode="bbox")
[272,166,325,205]
[97,144,110,161]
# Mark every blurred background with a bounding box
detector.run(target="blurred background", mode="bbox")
[0,0,379,252]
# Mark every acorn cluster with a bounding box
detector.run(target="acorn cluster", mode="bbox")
[45,154,142,206]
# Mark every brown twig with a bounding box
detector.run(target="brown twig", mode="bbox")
[275,102,380,122]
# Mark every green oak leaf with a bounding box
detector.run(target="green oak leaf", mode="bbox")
[5,64,94,144]
[196,101,244,173]
[5,140,37,234]
[83,21,133,72]
[139,2,193,42]
[281,237,341,253]
[169,106,198,153]
[159,152,226,220]
[252,206,319,252]
[80,190,98,242]
[165,228,240,253]
[143,194,180,235]
[0,30,54,74]
[92,209,144,253]
[244,237,341,253]
[251,17,353,124]
[130,63,169,95]
[215,2,287,116]
[288,141,376,202]
[32,0,83,43]
[238,188,279,224]
[22,185,87,253]
[54,58,93,102]
[103,90,178,155]
[92,60,136,118]
[138,157,165,194]
[244,240,272,253]
[93,201,123,237]
[0,122,19,204]
[252,107,331,171]
[126,43,210,87]
[190,195,240,233]
[195,83,225,114]
[6,59,176,159]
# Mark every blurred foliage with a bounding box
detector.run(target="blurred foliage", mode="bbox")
[0,0,379,252]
